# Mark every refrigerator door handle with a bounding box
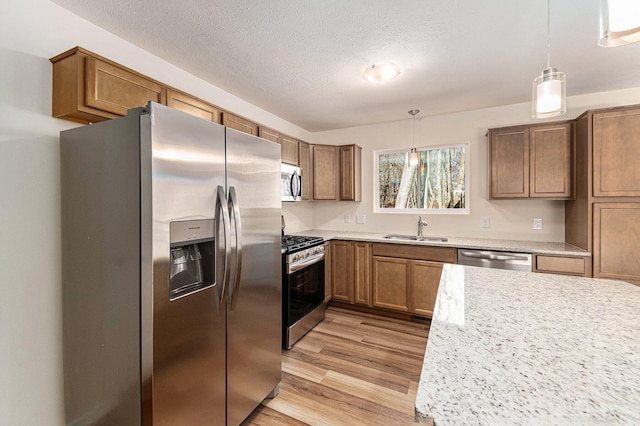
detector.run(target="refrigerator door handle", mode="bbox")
[215,185,231,308]
[228,186,243,310]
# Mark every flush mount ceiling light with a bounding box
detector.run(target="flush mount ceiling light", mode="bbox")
[408,109,420,166]
[598,0,640,47]
[532,0,566,119]
[363,63,401,84]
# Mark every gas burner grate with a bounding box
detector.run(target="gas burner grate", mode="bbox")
[282,235,324,252]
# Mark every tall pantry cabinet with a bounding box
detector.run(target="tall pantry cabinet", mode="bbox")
[565,105,640,286]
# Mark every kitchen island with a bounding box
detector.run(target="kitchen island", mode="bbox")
[415,264,640,425]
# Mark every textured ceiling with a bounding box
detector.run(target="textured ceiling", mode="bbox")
[51,0,640,131]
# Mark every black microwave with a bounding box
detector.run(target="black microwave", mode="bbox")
[281,163,302,202]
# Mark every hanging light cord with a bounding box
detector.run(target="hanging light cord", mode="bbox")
[546,0,551,69]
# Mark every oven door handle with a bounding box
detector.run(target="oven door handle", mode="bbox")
[287,252,325,274]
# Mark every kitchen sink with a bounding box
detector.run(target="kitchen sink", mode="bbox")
[382,234,448,242]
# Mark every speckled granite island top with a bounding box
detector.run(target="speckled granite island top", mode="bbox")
[291,230,589,257]
[415,264,640,425]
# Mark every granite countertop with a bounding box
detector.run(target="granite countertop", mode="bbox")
[291,229,590,257]
[415,264,640,425]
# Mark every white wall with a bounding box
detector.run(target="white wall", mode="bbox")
[0,1,309,424]
[288,88,640,240]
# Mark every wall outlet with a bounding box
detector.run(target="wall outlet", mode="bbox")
[344,214,351,223]
[356,214,366,224]
[480,216,490,228]
[533,218,543,230]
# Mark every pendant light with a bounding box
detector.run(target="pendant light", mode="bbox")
[532,0,566,119]
[598,0,640,47]
[408,109,419,166]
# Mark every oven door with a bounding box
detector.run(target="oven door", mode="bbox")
[283,253,325,348]
[281,164,302,202]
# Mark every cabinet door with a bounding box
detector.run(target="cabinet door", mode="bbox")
[372,256,410,312]
[258,126,280,144]
[593,203,640,285]
[530,123,573,198]
[324,241,332,302]
[353,242,371,306]
[85,56,164,117]
[221,112,259,136]
[489,128,529,198]
[298,142,312,200]
[312,145,339,200]
[340,145,362,202]
[331,241,354,302]
[410,260,443,317]
[593,108,640,196]
[281,135,299,166]
[166,89,220,123]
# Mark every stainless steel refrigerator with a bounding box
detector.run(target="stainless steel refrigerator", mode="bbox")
[61,102,282,425]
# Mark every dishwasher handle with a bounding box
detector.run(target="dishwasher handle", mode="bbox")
[458,250,530,262]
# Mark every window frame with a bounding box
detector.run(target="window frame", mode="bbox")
[373,141,470,215]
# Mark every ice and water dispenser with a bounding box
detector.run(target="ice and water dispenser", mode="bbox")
[169,219,215,300]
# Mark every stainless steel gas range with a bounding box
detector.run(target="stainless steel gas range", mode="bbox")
[281,235,326,349]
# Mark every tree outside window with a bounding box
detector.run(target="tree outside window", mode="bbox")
[375,143,468,214]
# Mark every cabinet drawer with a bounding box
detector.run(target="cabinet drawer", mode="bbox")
[534,255,589,276]
[372,243,456,263]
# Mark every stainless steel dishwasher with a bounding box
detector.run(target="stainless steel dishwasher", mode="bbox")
[457,249,532,272]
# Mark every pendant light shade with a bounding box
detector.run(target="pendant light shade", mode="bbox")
[533,0,566,119]
[532,67,566,118]
[598,0,640,47]
[408,109,419,166]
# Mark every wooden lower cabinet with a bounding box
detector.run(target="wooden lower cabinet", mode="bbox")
[331,241,354,303]
[372,256,410,312]
[593,203,640,285]
[330,241,372,305]
[353,242,372,306]
[533,254,591,277]
[411,260,444,317]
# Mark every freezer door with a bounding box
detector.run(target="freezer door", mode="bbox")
[145,103,226,426]
[225,127,282,425]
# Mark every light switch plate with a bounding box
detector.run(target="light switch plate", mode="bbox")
[356,214,366,224]
[480,216,490,228]
[533,218,543,230]
[344,214,351,223]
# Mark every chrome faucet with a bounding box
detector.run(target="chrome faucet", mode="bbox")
[417,216,428,237]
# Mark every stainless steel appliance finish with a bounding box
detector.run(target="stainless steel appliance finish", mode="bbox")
[282,236,325,349]
[281,163,302,201]
[457,249,533,272]
[61,102,281,426]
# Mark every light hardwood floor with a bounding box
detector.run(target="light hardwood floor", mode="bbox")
[242,307,430,426]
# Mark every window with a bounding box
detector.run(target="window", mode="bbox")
[374,143,468,214]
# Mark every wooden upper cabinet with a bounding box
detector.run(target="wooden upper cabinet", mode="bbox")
[298,141,312,200]
[258,126,281,144]
[593,107,640,197]
[489,122,574,200]
[281,135,299,166]
[51,47,165,124]
[340,145,362,202]
[166,89,220,123]
[312,145,339,200]
[221,111,259,136]
[530,123,573,198]
[489,127,529,198]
